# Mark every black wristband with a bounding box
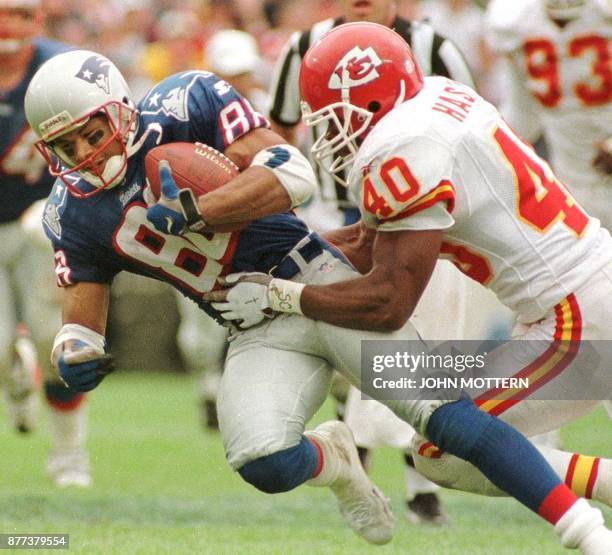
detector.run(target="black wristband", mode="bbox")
[178,189,208,232]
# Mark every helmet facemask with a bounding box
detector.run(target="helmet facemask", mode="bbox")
[36,99,137,198]
[302,100,373,187]
[299,23,422,188]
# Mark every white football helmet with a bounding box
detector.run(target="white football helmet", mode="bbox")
[24,50,138,197]
[544,0,586,21]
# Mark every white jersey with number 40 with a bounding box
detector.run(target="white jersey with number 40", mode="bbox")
[349,76,612,323]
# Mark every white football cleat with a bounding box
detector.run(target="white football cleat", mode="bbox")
[3,330,40,433]
[46,449,92,488]
[306,421,394,545]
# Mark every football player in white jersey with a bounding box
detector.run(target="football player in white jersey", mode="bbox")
[485,0,612,231]
[487,0,612,421]
[211,22,612,553]
[269,0,479,523]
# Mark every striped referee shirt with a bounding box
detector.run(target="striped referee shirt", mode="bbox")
[268,16,476,212]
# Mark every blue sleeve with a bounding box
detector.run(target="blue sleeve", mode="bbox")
[44,228,120,286]
[184,72,270,152]
[42,183,120,286]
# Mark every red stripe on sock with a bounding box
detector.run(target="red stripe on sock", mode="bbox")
[46,393,86,412]
[538,484,579,524]
[565,453,579,487]
[585,458,600,499]
[308,438,324,478]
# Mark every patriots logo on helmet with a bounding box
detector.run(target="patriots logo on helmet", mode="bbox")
[75,55,112,94]
[328,46,383,89]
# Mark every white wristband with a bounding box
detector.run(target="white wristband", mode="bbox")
[51,323,106,365]
[267,278,306,315]
[250,144,315,208]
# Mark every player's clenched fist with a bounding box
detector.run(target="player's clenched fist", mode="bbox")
[145,160,207,235]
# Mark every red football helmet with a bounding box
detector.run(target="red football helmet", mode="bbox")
[299,22,423,185]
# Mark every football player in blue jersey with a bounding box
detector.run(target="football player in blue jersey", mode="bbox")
[24,47,611,548]
[0,0,91,487]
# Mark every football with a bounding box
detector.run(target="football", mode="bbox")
[145,142,245,232]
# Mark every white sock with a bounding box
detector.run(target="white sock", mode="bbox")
[578,525,612,555]
[405,460,439,501]
[304,431,341,487]
[591,457,612,508]
[47,402,87,453]
[554,498,605,550]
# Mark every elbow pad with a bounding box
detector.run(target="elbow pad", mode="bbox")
[250,144,316,208]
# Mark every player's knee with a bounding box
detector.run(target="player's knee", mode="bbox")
[237,436,318,494]
[425,398,494,460]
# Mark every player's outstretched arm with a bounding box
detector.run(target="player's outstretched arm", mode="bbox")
[321,222,377,275]
[298,228,442,331]
[51,282,114,392]
[207,228,443,332]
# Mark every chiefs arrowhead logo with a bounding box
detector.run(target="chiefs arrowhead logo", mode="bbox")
[328,46,383,89]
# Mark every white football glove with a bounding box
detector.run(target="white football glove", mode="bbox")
[209,272,274,329]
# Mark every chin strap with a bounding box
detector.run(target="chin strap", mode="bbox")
[394,79,407,108]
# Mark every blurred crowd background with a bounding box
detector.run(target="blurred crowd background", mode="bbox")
[36,0,504,372]
[40,0,498,102]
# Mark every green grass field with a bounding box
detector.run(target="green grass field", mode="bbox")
[1,371,610,554]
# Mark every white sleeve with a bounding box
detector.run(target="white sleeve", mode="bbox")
[250,144,315,207]
[594,0,612,17]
